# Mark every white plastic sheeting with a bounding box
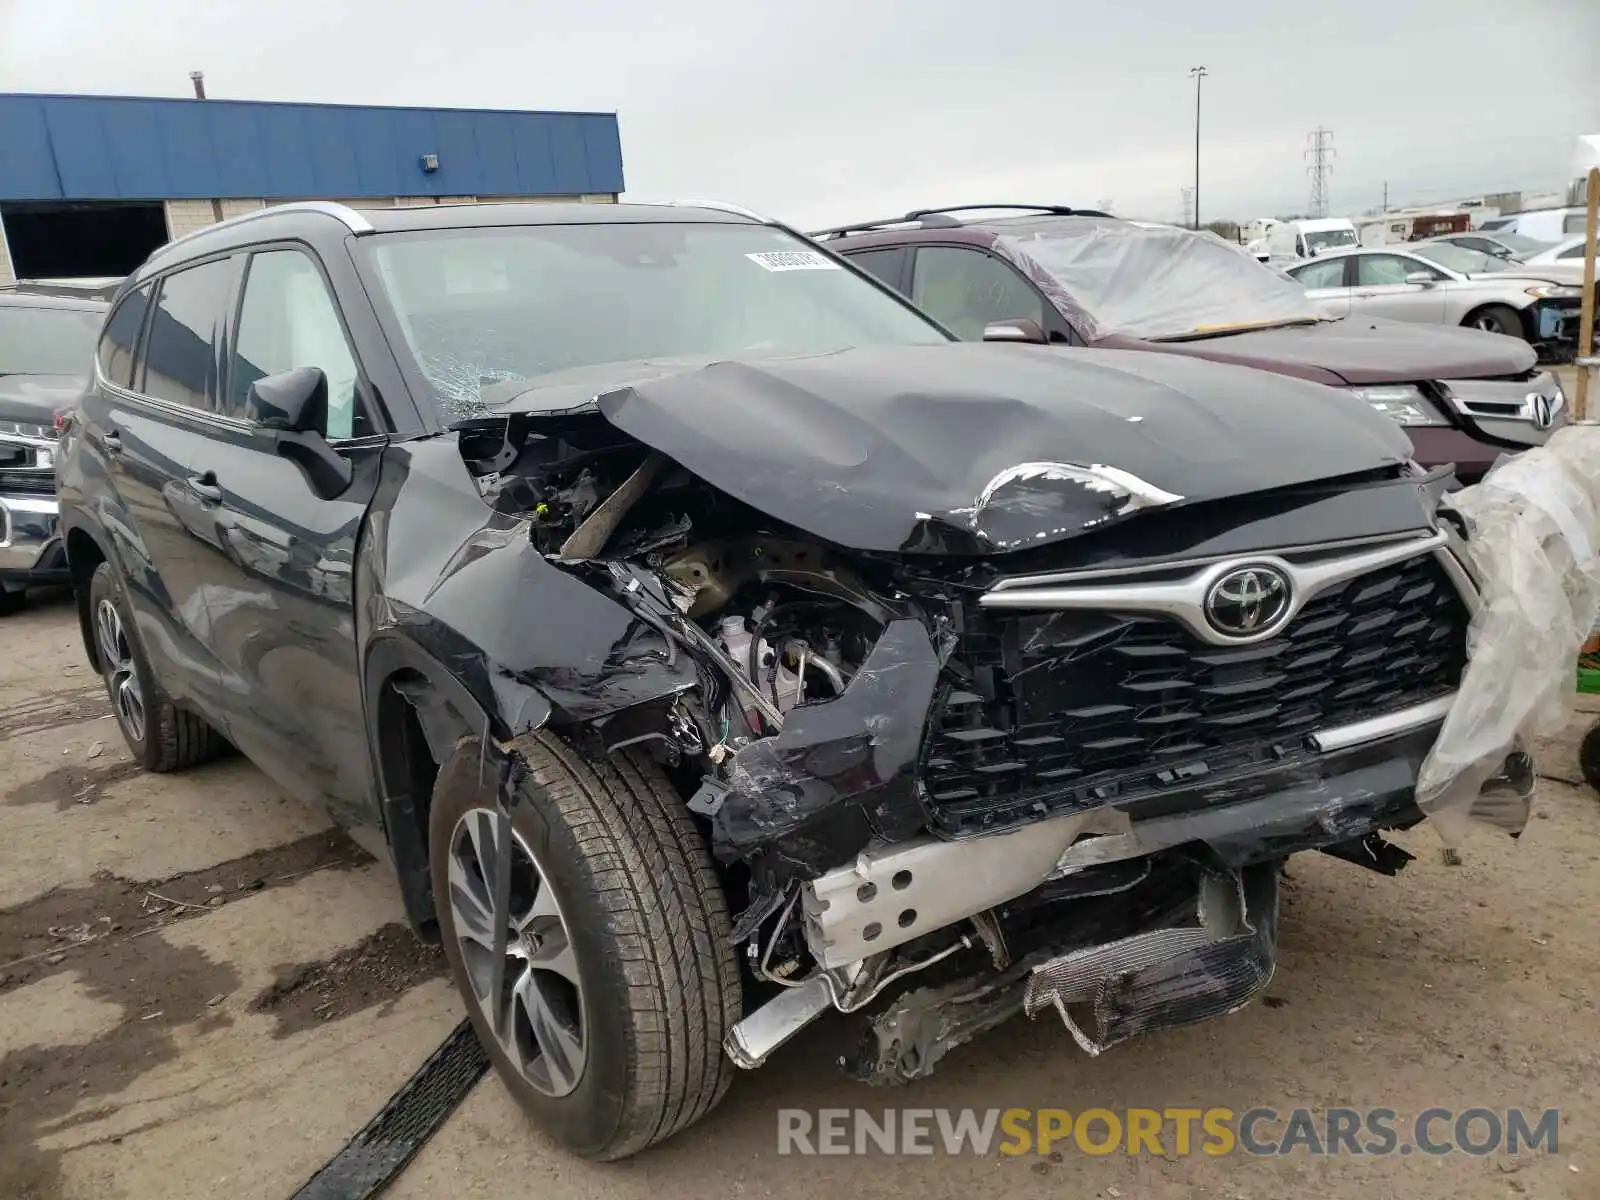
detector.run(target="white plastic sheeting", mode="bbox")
[993,219,1326,341]
[1418,424,1600,837]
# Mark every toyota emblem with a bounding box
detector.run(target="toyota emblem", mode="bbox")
[1204,565,1293,638]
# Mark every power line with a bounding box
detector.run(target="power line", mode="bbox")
[1305,127,1335,218]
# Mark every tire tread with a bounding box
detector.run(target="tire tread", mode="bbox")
[506,731,740,1160]
[89,561,223,773]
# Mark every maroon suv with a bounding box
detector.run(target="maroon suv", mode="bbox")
[815,205,1567,482]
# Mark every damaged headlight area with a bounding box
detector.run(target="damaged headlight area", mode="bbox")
[440,367,1587,1094]
[1345,384,1449,427]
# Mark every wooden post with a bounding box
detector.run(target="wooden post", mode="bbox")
[1576,167,1599,420]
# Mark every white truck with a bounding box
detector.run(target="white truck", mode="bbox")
[1265,217,1359,264]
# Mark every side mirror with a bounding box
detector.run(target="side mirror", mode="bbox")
[246,366,327,432]
[1404,271,1436,287]
[245,367,353,500]
[982,318,1049,344]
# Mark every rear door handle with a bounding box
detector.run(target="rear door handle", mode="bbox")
[186,471,223,503]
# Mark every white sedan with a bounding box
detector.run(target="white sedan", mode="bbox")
[1285,244,1585,346]
[1520,235,1594,268]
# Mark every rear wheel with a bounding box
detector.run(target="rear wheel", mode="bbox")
[88,561,224,771]
[429,731,741,1160]
[1464,304,1524,339]
[1581,723,1600,794]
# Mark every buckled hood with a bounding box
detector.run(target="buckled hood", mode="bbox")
[501,342,1412,555]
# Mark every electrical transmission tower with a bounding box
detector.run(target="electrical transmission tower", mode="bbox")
[1305,127,1335,217]
[1179,185,1194,228]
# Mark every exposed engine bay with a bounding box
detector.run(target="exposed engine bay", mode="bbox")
[442,350,1558,1085]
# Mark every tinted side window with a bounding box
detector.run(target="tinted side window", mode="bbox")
[229,250,362,439]
[98,285,152,388]
[845,247,907,291]
[1559,243,1586,260]
[910,247,1047,340]
[1292,259,1347,288]
[140,259,237,410]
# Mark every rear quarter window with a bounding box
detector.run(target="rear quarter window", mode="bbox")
[97,286,153,388]
[138,259,238,410]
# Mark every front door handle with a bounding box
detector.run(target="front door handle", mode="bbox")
[98,430,122,455]
[186,471,223,503]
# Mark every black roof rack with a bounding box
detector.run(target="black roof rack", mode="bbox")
[810,204,1114,240]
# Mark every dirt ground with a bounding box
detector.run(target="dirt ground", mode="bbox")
[2,582,1599,1200]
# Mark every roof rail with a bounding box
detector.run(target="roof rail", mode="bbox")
[904,204,1109,220]
[810,213,962,240]
[658,198,770,222]
[150,200,374,260]
[810,203,1114,240]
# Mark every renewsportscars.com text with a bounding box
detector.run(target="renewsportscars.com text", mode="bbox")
[776,1107,1560,1158]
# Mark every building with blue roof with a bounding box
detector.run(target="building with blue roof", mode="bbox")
[0,92,624,282]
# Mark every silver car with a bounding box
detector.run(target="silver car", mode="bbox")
[1520,235,1594,267]
[1419,231,1556,262]
[1286,244,1586,347]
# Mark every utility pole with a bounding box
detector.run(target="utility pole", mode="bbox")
[1305,127,1334,218]
[188,72,225,224]
[1382,180,1388,213]
[1189,66,1208,229]
[1180,186,1194,229]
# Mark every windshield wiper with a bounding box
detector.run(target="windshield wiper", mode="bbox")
[1148,316,1327,342]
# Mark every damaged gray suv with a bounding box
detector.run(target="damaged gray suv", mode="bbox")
[55,199,1533,1160]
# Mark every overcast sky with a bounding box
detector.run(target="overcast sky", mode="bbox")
[1,0,1595,227]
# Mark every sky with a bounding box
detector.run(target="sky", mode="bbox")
[0,0,1595,229]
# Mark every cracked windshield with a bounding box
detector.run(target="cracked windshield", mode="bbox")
[364,223,945,418]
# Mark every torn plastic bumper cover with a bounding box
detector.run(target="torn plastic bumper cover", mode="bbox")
[703,618,944,865]
[847,862,1279,1085]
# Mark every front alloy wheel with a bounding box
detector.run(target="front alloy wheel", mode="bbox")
[447,808,588,1097]
[427,732,741,1160]
[95,597,147,743]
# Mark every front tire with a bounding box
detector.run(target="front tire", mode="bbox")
[429,731,741,1160]
[1464,304,1524,339]
[87,561,223,772]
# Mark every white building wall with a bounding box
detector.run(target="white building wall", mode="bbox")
[165,194,615,235]
[0,219,15,286]
[163,199,222,239]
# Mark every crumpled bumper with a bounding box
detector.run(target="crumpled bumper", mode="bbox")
[802,704,1531,972]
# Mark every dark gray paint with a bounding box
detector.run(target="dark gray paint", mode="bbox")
[584,343,1412,554]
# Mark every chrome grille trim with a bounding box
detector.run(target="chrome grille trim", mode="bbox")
[978,530,1451,648]
[985,530,1438,592]
[1308,692,1456,752]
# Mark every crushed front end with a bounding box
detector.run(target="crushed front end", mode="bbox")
[706,505,1533,1081]
[457,346,1562,1086]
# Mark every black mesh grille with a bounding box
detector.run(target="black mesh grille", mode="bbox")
[0,470,55,495]
[922,552,1468,837]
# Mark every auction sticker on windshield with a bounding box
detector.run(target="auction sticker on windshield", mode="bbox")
[746,250,841,271]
